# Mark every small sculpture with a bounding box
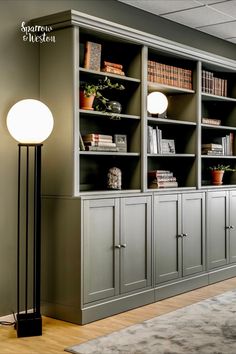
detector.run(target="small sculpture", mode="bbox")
[107,167,122,190]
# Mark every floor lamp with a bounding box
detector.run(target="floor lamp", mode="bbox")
[7,99,54,337]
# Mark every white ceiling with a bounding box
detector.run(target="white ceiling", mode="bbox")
[117,0,236,44]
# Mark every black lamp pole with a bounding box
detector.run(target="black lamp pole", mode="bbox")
[16,143,42,337]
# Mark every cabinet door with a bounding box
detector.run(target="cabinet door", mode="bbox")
[154,194,182,284]
[207,191,228,269]
[120,196,152,293]
[83,199,119,303]
[229,191,236,264]
[182,193,205,276]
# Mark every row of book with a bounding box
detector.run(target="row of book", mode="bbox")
[148,170,178,189]
[148,60,193,90]
[147,126,176,154]
[202,133,234,156]
[202,70,227,97]
[83,41,125,75]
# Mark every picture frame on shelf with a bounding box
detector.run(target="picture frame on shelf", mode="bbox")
[114,134,127,152]
[161,139,175,154]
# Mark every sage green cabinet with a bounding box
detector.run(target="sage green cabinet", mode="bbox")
[154,192,205,284]
[83,196,152,304]
[207,190,236,270]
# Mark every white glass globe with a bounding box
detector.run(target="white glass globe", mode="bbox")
[147,92,168,114]
[7,99,54,143]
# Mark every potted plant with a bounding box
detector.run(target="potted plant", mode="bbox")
[80,77,125,111]
[209,164,235,185]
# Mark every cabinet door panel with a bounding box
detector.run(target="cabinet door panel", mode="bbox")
[229,191,236,264]
[207,191,228,269]
[182,193,205,276]
[83,199,119,303]
[154,194,181,284]
[120,196,151,293]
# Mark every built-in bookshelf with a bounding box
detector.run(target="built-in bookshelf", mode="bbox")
[36,10,236,195]
[34,9,236,327]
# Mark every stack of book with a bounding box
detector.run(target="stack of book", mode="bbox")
[148,170,178,189]
[202,143,223,156]
[82,133,119,152]
[202,70,227,97]
[101,61,125,76]
[147,60,192,90]
[202,118,221,126]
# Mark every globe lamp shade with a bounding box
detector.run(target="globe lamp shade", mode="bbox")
[7,99,54,144]
[147,92,168,114]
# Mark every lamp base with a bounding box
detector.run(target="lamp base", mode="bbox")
[15,312,42,337]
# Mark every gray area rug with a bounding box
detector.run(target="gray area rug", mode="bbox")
[65,289,236,354]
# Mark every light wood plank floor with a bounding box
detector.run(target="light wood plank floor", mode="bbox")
[1,278,236,354]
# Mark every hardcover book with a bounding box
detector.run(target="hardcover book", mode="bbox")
[84,41,102,71]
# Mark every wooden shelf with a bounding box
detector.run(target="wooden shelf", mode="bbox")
[79,109,140,120]
[80,67,141,83]
[148,81,195,94]
[201,93,236,103]
[148,117,196,126]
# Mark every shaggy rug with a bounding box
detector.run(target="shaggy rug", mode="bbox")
[65,289,236,354]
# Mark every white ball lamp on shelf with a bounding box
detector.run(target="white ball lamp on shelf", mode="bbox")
[147,91,168,118]
[6,99,54,338]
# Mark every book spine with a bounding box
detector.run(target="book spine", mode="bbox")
[84,41,102,71]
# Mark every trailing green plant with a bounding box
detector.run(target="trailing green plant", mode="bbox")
[80,76,125,111]
[209,164,235,172]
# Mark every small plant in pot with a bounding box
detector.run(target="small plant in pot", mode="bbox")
[209,164,235,185]
[80,77,125,111]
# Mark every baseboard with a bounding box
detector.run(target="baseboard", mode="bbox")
[155,273,209,301]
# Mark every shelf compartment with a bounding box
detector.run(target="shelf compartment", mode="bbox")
[79,71,141,116]
[201,157,236,187]
[80,114,141,153]
[147,122,196,155]
[147,156,196,188]
[79,30,142,80]
[79,154,141,192]
[201,99,236,128]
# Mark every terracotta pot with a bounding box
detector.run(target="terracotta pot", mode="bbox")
[80,91,95,110]
[211,170,224,185]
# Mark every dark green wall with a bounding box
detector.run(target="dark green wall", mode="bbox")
[0,0,235,317]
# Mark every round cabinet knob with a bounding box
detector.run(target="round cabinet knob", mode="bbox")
[230,226,235,230]
[226,226,231,230]
[121,243,127,248]
[115,245,121,249]
[182,233,188,237]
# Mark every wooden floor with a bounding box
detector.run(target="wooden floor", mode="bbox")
[1,278,236,354]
